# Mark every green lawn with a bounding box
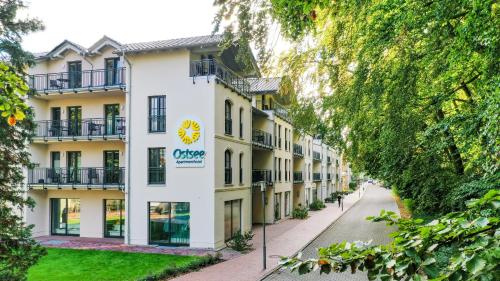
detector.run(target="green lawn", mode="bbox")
[28,248,204,281]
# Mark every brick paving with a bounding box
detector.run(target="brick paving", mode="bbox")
[171,188,367,281]
[263,185,399,281]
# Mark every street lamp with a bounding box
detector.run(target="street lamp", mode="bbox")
[260,181,267,270]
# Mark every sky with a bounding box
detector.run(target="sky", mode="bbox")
[21,0,219,53]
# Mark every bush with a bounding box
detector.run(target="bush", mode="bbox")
[309,199,326,211]
[349,182,357,190]
[292,206,309,219]
[226,230,254,252]
[138,253,221,281]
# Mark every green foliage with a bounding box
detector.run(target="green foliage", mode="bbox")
[349,182,357,190]
[281,190,500,280]
[292,206,309,219]
[214,0,500,215]
[309,199,326,211]
[226,230,254,253]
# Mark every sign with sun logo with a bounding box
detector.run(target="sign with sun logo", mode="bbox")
[173,117,205,167]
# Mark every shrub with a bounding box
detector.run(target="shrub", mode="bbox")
[226,230,254,252]
[349,182,357,190]
[309,199,326,211]
[138,253,222,281]
[292,206,309,219]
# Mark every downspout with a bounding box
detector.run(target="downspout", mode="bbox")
[123,51,132,245]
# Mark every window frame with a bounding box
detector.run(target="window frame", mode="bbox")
[148,147,166,184]
[224,149,232,184]
[224,100,233,135]
[148,95,166,133]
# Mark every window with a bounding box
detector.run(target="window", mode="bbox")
[284,129,287,150]
[274,193,282,220]
[274,123,277,147]
[278,158,282,181]
[239,153,243,184]
[224,199,241,241]
[278,125,282,149]
[104,199,125,238]
[148,96,166,133]
[285,191,291,216]
[239,107,243,138]
[225,149,232,184]
[274,157,277,181]
[50,198,80,236]
[225,100,232,135]
[148,202,190,246]
[285,159,288,181]
[148,148,165,184]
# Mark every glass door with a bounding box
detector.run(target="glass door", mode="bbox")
[104,150,119,184]
[149,202,190,246]
[105,58,120,86]
[67,106,82,136]
[50,198,80,236]
[50,152,61,183]
[50,107,61,137]
[274,193,281,220]
[68,61,82,88]
[104,199,124,237]
[67,151,81,184]
[104,104,120,135]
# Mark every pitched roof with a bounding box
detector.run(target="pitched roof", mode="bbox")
[247,77,281,94]
[117,34,224,54]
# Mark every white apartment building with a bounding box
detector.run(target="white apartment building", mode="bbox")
[23,34,351,250]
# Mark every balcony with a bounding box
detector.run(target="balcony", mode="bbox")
[28,167,125,190]
[252,129,273,150]
[313,173,322,182]
[29,68,126,94]
[293,171,304,183]
[313,151,322,162]
[293,144,303,158]
[33,118,126,142]
[261,100,291,122]
[190,59,251,100]
[252,169,273,186]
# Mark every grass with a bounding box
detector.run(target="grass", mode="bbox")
[28,248,205,281]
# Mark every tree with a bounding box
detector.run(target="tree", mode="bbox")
[281,190,499,280]
[0,1,45,280]
[214,0,499,215]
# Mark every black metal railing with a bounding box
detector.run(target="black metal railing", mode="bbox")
[148,167,165,184]
[34,117,126,139]
[225,119,232,135]
[28,167,124,188]
[190,59,251,99]
[313,151,322,161]
[148,115,166,133]
[29,68,126,92]
[252,169,273,185]
[293,171,303,183]
[313,173,322,182]
[252,129,273,149]
[293,144,303,157]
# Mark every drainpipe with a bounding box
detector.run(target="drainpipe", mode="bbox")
[123,51,132,245]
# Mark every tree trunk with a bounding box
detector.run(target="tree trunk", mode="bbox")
[436,108,465,175]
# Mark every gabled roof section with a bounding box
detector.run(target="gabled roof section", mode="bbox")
[88,36,122,54]
[117,34,224,54]
[247,77,281,94]
[38,40,87,60]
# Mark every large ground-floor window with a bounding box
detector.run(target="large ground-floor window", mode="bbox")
[224,199,241,241]
[50,198,80,236]
[104,199,125,238]
[148,202,190,246]
[274,193,282,221]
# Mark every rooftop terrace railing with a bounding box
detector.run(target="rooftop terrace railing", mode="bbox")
[189,59,251,99]
[28,68,126,93]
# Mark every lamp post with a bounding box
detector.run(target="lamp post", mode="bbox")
[260,181,267,270]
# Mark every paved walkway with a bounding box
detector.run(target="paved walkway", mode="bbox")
[264,184,399,281]
[172,188,367,281]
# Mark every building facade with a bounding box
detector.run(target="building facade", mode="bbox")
[23,35,351,250]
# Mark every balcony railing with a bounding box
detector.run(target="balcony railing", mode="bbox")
[261,100,291,122]
[28,167,125,189]
[293,144,303,157]
[313,151,322,161]
[29,68,126,93]
[34,118,126,140]
[252,169,273,186]
[252,129,273,149]
[313,173,322,182]
[293,171,303,183]
[190,59,251,99]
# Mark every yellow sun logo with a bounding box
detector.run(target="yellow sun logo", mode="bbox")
[177,120,201,145]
